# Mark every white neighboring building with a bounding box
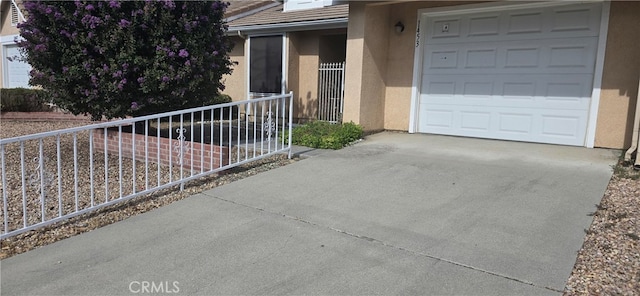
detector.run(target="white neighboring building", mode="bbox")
[1,0,30,88]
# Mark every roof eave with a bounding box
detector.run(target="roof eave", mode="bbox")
[227,17,348,35]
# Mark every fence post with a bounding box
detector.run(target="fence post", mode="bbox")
[288,91,294,159]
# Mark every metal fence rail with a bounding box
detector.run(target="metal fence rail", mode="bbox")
[0,93,293,239]
[318,62,345,123]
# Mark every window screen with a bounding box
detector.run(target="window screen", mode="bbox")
[249,36,283,94]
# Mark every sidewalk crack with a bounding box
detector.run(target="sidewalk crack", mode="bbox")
[208,195,562,294]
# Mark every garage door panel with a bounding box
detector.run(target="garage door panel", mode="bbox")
[426,3,601,44]
[419,108,454,129]
[419,106,587,145]
[550,6,600,34]
[468,15,501,37]
[431,18,462,40]
[423,37,598,75]
[460,111,491,131]
[4,45,31,88]
[506,11,544,35]
[418,3,600,146]
[497,113,533,135]
[547,41,597,69]
[420,74,592,110]
[541,115,582,138]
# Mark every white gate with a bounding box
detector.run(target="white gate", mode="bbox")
[318,62,345,123]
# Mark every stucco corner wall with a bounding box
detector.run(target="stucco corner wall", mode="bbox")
[383,3,421,131]
[343,2,389,132]
[594,1,640,149]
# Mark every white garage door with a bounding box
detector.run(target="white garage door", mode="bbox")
[4,44,31,88]
[417,3,602,146]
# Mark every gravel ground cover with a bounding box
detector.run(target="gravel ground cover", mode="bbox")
[564,165,640,295]
[1,120,639,294]
[0,120,296,259]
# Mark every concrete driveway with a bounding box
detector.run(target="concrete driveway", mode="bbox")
[1,132,618,295]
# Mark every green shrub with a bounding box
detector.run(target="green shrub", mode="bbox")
[284,121,363,150]
[210,94,232,105]
[0,88,51,112]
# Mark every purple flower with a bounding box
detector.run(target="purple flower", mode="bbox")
[109,1,121,8]
[162,0,175,9]
[212,50,218,56]
[31,70,45,79]
[137,77,145,84]
[162,76,169,82]
[131,102,139,110]
[118,79,127,90]
[34,44,46,52]
[86,4,94,11]
[184,60,191,66]
[62,67,69,73]
[60,30,71,38]
[168,51,175,57]
[178,49,189,58]
[103,64,109,71]
[119,19,131,28]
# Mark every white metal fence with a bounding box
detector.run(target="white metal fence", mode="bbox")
[0,93,293,239]
[318,62,345,123]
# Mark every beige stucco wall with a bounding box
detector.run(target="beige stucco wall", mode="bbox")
[289,32,320,123]
[343,2,390,131]
[349,1,638,149]
[594,1,640,149]
[223,37,246,102]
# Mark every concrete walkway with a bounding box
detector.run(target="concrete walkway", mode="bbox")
[1,132,618,295]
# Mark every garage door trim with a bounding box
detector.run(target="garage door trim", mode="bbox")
[408,1,610,148]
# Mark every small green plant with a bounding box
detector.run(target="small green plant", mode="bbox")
[283,121,363,150]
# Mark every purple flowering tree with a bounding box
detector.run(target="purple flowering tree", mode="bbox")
[17,0,233,120]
